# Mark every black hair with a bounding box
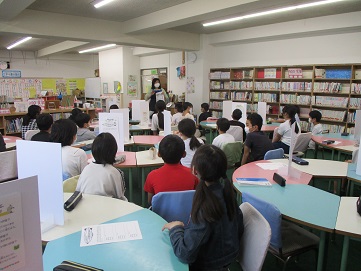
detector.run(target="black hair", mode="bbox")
[109,104,119,110]
[175,102,183,113]
[36,113,53,131]
[191,145,237,224]
[232,109,242,121]
[155,100,166,130]
[183,102,193,112]
[201,103,209,112]
[75,113,91,128]
[282,105,299,134]
[309,110,322,122]
[247,113,263,131]
[178,118,202,151]
[92,133,117,165]
[23,105,41,126]
[68,108,82,123]
[216,118,230,132]
[50,119,77,147]
[158,134,185,164]
[151,78,161,89]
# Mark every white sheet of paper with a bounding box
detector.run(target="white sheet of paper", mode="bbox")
[3,138,10,141]
[256,162,287,170]
[99,112,124,152]
[110,108,130,143]
[257,102,267,124]
[80,221,142,247]
[163,110,171,136]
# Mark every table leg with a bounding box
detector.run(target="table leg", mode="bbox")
[317,231,326,271]
[331,149,335,160]
[340,236,349,271]
[128,168,133,202]
[350,181,355,196]
[141,168,146,207]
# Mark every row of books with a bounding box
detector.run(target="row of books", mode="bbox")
[212,111,222,118]
[351,83,361,94]
[321,124,344,133]
[347,112,356,123]
[349,98,361,109]
[232,70,254,79]
[253,93,278,103]
[210,92,229,99]
[254,82,281,90]
[6,118,22,133]
[232,92,252,101]
[229,81,253,90]
[312,96,349,107]
[210,101,223,110]
[313,82,346,93]
[209,72,230,80]
[280,94,311,105]
[315,109,346,122]
[281,82,312,91]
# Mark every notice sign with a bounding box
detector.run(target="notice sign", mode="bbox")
[0,193,25,271]
[288,68,303,79]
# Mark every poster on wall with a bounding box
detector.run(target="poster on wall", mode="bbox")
[127,82,137,97]
[186,77,195,94]
[114,81,122,94]
[128,75,136,82]
[56,79,66,94]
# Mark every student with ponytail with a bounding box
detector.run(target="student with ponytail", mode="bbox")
[162,144,244,271]
[178,118,203,168]
[272,104,300,154]
[151,100,170,135]
[21,105,41,139]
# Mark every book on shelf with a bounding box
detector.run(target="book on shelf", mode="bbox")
[325,69,351,79]
[243,70,254,79]
[233,71,242,79]
[351,83,361,94]
[287,68,303,79]
[312,96,349,107]
[254,82,280,90]
[315,69,326,78]
[264,68,277,79]
[236,178,272,186]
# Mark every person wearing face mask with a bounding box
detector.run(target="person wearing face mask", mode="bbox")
[241,113,274,165]
[145,78,169,117]
[181,102,195,122]
[308,110,323,149]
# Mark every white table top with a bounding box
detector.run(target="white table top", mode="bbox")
[42,193,143,242]
[336,197,361,238]
[270,159,348,178]
[135,150,164,167]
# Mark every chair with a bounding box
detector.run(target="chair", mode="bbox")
[239,202,271,271]
[151,190,195,224]
[24,129,39,140]
[227,126,243,142]
[293,132,312,157]
[0,150,17,182]
[63,175,80,193]
[264,148,284,160]
[223,141,243,169]
[242,192,319,271]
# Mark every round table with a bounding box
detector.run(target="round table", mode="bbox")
[3,135,22,149]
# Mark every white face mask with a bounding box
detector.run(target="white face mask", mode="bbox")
[189,108,193,114]
[245,127,250,134]
[308,118,312,123]
[154,83,160,88]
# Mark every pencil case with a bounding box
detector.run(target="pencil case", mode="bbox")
[53,260,103,271]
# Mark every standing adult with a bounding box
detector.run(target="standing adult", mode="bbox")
[145,78,169,116]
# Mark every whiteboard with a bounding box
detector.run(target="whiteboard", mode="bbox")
[85,77,101,98]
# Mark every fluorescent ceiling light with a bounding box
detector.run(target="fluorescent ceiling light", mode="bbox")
[7,37,32,50]
[94,0,115,8]
[79,44,116,53]
[203,0,345,27]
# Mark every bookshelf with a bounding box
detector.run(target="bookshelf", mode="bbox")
[209,64,361,133]
[0,108,95,136]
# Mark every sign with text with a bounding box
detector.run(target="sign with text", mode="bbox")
[2,70,21,78]
[110,108,130,143]
[99,112,124,151]
[288,68,303,78]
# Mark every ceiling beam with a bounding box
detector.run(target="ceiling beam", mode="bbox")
[0,0,36,21]
[0,9,200,51]
[37,41,89,57]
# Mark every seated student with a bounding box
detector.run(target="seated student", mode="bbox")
[151,100,169,135]
[308,110,323,149]
[271,105,300,123]
[162,144,244,271]
[212,118,235,150]
[0,132,6,152]
[229,108,247,142]
[68,108,82,123]
[76,133,127,201]
[109,104,119,111]
[75,113,96,142]
[181,102,195,121]
[144,134,199,204]
[198,103,212,135]
[50,119,88,180]
[272,105,300,154]
[172,102,183,126]
[241,113,274,165]
[21,105,41,139]
[178,119,203,168]
[31,113,53,142]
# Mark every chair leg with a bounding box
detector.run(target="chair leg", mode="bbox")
[282,256,292,271]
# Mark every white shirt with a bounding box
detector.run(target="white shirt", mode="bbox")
[62,146,88,180]
[212,133,235,150]
[172,112,183,125]
[181,137,204,168]
[76,163,127,201]
[151,113,172,131]
[277,120,301,146]
[309,123,323,149]
[180,113,195,122]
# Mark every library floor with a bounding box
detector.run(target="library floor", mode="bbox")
[123,147,361,271]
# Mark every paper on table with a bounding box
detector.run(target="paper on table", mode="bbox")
[3,138,10,141]
[236,178,272,186]
[333,141,341,145]
[80,221,142,247]
[256,162,287,170]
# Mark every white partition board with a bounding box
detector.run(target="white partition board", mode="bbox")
[0,176,43,271]
[110,108,130,143]
[85,77,101,99]
[99,112,125,152]
[132,100,149,125]
[257,102,267,124]
[223,101,247,124]
[354,110,361,142]
[163,110,172,136]
[17,141,64,228]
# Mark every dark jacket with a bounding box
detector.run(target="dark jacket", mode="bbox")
[169,182,244,271]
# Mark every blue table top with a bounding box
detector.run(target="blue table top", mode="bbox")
[234,184,340,232]
[319,133,354,140]
[43,209,188,271]
[347,163,361,182]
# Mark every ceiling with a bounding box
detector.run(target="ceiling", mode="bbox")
[0,0,360,56]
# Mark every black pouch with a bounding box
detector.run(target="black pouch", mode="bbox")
[53,260,103,271]
[64,191,82,212]
[357,196,361,216]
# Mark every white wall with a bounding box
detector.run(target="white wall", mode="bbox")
[0,50,97,78]
[122,46,141,108]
